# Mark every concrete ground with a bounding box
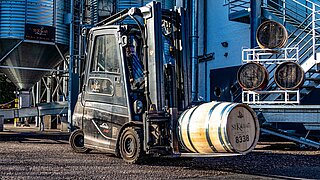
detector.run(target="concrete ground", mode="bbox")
[0,124,320,179]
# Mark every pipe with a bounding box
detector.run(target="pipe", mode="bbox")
[68,0,75,130]
[204,0,207,101]
[250,1,262,48]
[0,66,66,72]
[191,0,199,102]
[261,128,320,149]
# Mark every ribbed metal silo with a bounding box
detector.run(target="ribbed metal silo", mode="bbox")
[0,0,69,90]
[56,0,70,45]
[117,0,143,11]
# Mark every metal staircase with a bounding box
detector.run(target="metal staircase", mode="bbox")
[226,0,320,148]
[224,0,250,23]
[261,0,320,103]
[227,0,320,104]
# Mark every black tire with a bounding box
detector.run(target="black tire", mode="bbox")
[69,129,91,153]
[119,127,144,164]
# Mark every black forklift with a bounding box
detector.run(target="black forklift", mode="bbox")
[69,2,260,163]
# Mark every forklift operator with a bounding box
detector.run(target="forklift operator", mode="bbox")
[125,43,144,90]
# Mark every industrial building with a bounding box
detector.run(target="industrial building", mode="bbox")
[0,0,320,150]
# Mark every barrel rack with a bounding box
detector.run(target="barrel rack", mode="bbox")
[241,47,300,104]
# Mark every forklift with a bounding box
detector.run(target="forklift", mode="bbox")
[69,1,260,163]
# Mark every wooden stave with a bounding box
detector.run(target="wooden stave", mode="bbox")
[178,106,198,153]
[256,20,288,49]
[237,62,269,91]
[177,102,260,154]
[274,62,305,90]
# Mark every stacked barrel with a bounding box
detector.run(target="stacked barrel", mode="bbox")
[274,62,305,90]
[238,20,305,91]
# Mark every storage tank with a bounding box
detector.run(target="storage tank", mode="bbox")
[0,0,69,90]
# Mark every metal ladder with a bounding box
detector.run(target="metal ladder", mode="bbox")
[72,0,98,73]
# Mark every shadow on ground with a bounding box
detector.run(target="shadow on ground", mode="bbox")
[139,150,320,179]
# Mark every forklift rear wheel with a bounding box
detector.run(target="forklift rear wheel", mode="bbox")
[119,127,143,164]
[69,129,91,153]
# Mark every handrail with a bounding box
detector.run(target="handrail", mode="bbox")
[231,0,320,103]
[225,0,250,14]
[261,0,320,102]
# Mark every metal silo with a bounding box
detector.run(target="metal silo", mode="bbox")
[0,0,69,90]
[117,0,143,11]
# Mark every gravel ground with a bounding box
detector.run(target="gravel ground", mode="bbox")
[0,131,320,179]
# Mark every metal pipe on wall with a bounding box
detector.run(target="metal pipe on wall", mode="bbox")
[191,0,199,102]
[204,0,207,101]
[68,0,75,130]
[250,0,262,48]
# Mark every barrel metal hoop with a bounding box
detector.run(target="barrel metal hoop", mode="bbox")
[187,106,200,153]
[218,103,234,153]
[177,110,189,151]
[205,102,222,153]
[222,104,237,152]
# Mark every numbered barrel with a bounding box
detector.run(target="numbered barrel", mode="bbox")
[177,101,260,154]
[256,20,288,49]
[237,62,269,90]
[274,62,305,90]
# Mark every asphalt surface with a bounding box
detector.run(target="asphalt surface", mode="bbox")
[0,126,320,179]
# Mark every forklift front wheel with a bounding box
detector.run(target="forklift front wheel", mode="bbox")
[119,127,144,164]
[69,129,91,153]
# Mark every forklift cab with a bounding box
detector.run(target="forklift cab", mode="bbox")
[80,25,146,153]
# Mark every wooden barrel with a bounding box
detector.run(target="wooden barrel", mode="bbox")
[177,101,260,154]
[237,62,269,90]
[274,62,305,90]
[256,20,288,49]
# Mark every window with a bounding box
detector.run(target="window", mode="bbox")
[91,34,120,73]
[88,78,114,96]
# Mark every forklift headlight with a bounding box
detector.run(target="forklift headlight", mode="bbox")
[133,100,143,114]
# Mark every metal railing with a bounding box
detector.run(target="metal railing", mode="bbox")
[241,47,300,104]
[242,47,299,63]
[224,0,250,14]
[242,90,300,104]
[236,0,320,104]
[262,0,320,100]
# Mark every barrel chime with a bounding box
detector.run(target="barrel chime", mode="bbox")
[238,20,305,90]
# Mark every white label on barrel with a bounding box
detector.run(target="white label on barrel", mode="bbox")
[227,106,256,152]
